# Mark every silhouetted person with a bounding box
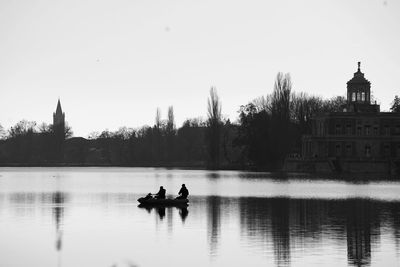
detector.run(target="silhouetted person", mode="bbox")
[144,192,153,200]
[176,184,189,199]
[155,186,166,199]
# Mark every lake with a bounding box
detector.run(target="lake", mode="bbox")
[0,167,399,267]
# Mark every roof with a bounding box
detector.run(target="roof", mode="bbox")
[347,62,370,85]
[55,99,63,114]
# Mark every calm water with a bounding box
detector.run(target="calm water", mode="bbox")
[0,168,399,267]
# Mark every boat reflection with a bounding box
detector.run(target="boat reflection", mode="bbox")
[137,204,189,222]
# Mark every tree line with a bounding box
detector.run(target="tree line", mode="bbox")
[1,73,399,169]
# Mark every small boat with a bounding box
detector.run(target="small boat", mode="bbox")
[137,197,189,206]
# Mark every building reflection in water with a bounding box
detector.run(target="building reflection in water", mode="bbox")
[6,192,68,267]
[235,197,400,267]
[346,200,372,267]
[51,192,67,267]
[52,192,65,252]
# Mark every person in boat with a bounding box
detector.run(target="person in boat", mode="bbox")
[155,186,166,199]
[176,184,189,199]
[143,192,153,200]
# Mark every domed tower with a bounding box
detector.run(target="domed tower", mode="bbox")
[346,62,379,113]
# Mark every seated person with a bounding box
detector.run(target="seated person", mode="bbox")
[155,186,166,199]
[176,184,189,199]
[143,192,153,200]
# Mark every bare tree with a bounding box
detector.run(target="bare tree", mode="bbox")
[390,95,400,112]
[208,87,222,123]
[270,73,292,166]
[166,106,175,134]
[153,107,162,162]
[88,131,100,139]
[8,120,37,138]
[155,108,162,130]
[271,72,292,121]
[291,92,323,132]
[64,123,73,139]
[165,106,176,161]
[252,95,272,113]
[0,123,6,139]
[38,122,52,134]
[207,87,222,169]
[322,96,346,112]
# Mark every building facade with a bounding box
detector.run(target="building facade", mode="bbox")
[286,63,400,174]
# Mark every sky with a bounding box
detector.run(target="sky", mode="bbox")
[0,0,399,137]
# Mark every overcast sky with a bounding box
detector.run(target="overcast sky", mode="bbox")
[1,0,399,137]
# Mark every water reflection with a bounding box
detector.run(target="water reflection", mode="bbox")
[52,192,65,252]
[206,172,221,179]
[137,204,189,222]
[201,197,400,267]
[2,190,400,266]
[207,196,221,257]
[3,191,68,267]
[52,192,66,267]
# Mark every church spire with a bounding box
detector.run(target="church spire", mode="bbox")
[56,98,63,115]
[53,99,65,129]
[357,61,361,72]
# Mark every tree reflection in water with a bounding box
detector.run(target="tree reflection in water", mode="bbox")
[207,196,221,258]
[202,196,400,267]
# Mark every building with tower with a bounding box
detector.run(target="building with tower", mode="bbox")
[53,99,65,141]
[285,62,400,174]
[53,99,65,129]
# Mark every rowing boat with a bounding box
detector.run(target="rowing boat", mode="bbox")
[137,197,189,206]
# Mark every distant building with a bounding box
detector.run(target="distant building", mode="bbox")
[285,62,400,174]
[53,99,65,140]
[53,99,65,128]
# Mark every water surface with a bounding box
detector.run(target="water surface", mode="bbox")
[0,167,399,267]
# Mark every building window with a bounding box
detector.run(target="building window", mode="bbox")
[346,144,352,157]
[361,92,365,101]
[365,126,371,136]
[365,145,371,157]
[318,122,324,136]
[357,92,361,102]
[335,124,341,135]
[384,126,390,135]
[346,124,351,135]
[373,127,378,135]
[357,127,362,136]
[396,126,400,135]
[336,144,341,156]
[352,92,356,102]
[384,144,390,157]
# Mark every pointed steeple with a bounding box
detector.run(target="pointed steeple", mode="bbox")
[55,99,63,115]
[53,99,65,128]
